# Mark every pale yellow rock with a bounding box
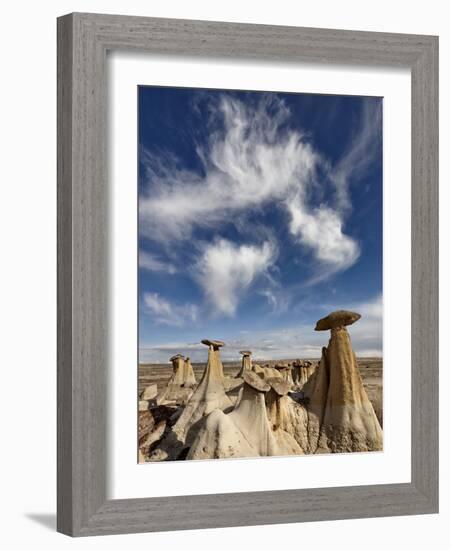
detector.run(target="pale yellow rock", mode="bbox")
[236,350,252,378]
[139,400,149,412]
[224,376,244,405]
[148,319,382,461]
[186,409,258,460]
[265,378,308,454]
[253,364,283,381]
[302,347,330,453]
[316,325,383,453]
[138,449,146,463]
[201,339,224,349]
[292,360,316,389]
[315,310,361,331]
[149,339,232,461]
[169,355,188,386]
[188,371,280,459]
[139,420,167,455]
[183,357,197,387]
[140,383,158,401]
[158,354,196,405]
[273,364,294,387]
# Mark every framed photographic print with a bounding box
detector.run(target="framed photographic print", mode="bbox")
[57,13,438,536]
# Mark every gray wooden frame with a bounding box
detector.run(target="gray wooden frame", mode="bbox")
[57,12,439,537]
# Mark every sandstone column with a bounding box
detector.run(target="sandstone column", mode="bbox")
[314,310,383,453]
[236,350,252,378]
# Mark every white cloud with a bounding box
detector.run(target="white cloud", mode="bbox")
[142,292,198,326]
[288,201,360,278]
[139,250,177,274]
[196,239,276,316]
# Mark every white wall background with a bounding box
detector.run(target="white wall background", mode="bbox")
[0,1,447,548]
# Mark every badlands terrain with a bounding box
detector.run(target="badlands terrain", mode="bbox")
[138,310,383,462]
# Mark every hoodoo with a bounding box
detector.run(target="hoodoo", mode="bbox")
[201,339,225,380]
[314,310,361,331]
[183,356,197,387]
[265,378,305,454]
[292,360,316,389]
[314,310,383,453]
[169,354,186,383]
[187,371,280,459]
[301,347,330,453]
[236,350,252,378]
[158,354,194,405]
[145,315,383,460]
[273,364,294,387]
[149,338,232,460]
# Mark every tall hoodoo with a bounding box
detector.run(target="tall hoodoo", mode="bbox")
[314,310,383,453]
[187,371,280,459]
[169,354,186,384]
[183,356,197,387]
[236,350,252,378]
[158,354,194,405]
[149,338,232,460]
[201,339,225,381]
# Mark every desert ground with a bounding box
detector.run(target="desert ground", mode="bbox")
[138,312,383,462]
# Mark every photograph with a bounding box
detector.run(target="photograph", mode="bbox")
[138,86,383,462]
[0,0,441,543]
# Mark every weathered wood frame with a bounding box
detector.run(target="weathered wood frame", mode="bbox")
[57,13,439,537]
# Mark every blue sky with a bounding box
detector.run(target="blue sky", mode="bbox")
[138,87,382,363]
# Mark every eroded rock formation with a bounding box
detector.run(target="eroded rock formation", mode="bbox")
[292,360,316,389]
[301,346,330,453]
[144,312,383,461]
[148,339,232,460]
[187,371,280,459]
[158,354,196,405]
[273,364,294,387]
[313,310,383,453]
[236,350,252,378]
[265,378,306,454]
[183,357,197,387]
[253,363,283,381]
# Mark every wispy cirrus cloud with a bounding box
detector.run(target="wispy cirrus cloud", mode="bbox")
[195,239,276,316]
[139,95,318,242]
[258,287,291,314]
[331,100,383,212]
[139,250,177,274]
[142,292,198,326]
